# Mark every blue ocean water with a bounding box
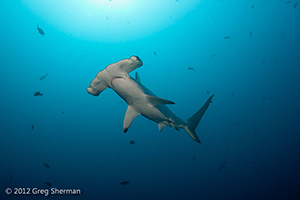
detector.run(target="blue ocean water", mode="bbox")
[1,0,300,199]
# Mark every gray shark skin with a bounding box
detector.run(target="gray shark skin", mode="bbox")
[87,56,214,143]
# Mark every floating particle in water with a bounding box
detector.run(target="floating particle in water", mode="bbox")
[217,161,226,172]
[45,182,52,186]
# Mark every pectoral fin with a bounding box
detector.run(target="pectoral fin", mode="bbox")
[146,95,175,106]
[123,105,140,133]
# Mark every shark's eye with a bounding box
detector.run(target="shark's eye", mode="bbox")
[133,56,141,62]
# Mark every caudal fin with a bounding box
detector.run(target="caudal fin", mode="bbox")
[185,94,214,143]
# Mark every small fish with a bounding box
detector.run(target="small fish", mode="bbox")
[250,32,252,36]
[34,90,43,97]
[231,93,234,96]
[37,23,45,35]
[193,157,195,161]
[120,181,130,185]
[224,36,231,39]
[106,16,109,20]
[127,21,130,24]
[262,59,265,63]
[153,51,156,56]
[217,161,226,172]
[286,1,291,4]
[251,161,255,164]
[212,54,216,57]
[43,163,50,168]
[39,73,48,81]
[207,91,209,95]
[237,121,239,126]
[294,2,298,8]
[45,182,52,186]
[187,67,196,72]
[251,5,255,8]
[31,125,35,130]
[62,111,65,114]
[129,140,135,145]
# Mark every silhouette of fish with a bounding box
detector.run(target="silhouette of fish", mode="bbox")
[37,24,45,35]
[43,163,50,168]
[153,51,157,56]
[34,90,43,97]
[187,67,196,72]
[31,125,34,130]
[129,140,135,145]
[120,181,130,185]
[224,36,231,39]
[294,2,298,8]
[39,73,48,81]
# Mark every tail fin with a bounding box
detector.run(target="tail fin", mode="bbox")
[185,94,214,143]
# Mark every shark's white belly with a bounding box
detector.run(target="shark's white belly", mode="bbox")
[111,76,167,123]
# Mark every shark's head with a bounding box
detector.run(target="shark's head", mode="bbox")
[115,55,143,74]
[87,56,143,96]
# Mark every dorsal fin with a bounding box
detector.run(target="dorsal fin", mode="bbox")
[135,72,141,83]
[146,95,175,106]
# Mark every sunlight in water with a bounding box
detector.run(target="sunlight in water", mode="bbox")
[22,0,200,42]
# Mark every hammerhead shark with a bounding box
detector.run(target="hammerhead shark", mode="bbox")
[87,56,214,143]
